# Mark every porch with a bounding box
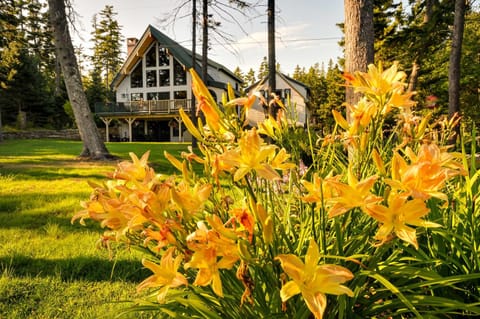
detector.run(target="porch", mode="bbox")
[95,99,194,142]
[95,99,192,116]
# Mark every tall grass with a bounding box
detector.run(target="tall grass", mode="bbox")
[0,139,191,319]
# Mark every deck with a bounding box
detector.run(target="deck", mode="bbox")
[95,99,193,117]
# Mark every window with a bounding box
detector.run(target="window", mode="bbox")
[145,45,156,67]
[284,89,291,99]
[173,59,186,86]
[131,93,143,101]
[147,92,170,100]
[158,47,169,67]
[174,91,187,100]
[159,69,170,87]
[146,70,157,87]
[130,62,143,88]
[174,91,187,109]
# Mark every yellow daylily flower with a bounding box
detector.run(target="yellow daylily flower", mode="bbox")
[325,167,382,218]
[222,127,280,181]
[137,247,188,303]
[276,240,354,319]
[344,62,416,114]
[365,191,441,249]
[171,181,212,215]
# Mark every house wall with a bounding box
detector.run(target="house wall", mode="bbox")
[246,74,308,127]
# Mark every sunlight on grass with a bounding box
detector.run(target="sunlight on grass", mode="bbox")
[0,139,191,319]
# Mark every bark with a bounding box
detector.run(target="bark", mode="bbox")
[47,0,112,160]
[267,0,276,116]
[448,0,466,118]
[344,0,374,110]
[202,0,208,83]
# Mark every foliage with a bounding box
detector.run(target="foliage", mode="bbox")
[89,5,124,102]
[0,0,71,129]
[76,63,480,318]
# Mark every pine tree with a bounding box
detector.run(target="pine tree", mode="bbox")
[90,5,123,101]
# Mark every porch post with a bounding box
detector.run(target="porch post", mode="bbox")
[125,117,136,142]
[175,117,183,142]
[100,117,112,142]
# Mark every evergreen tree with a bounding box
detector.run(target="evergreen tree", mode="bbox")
[244,68,256,87]
[258,56,269,80]
[90,5,123,101]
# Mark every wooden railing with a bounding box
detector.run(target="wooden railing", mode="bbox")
[95,99,192,115]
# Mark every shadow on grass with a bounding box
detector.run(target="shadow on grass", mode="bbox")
[0,254,149,283]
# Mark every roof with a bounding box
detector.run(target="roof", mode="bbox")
[111,25,242,90]
[246,71,311,99]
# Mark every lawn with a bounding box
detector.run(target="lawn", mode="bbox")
[0,139,193,319]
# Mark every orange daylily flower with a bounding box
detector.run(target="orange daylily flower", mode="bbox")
[276,240,354,319]
[301,173,339,206]
[111,151,154,182]
[137,247,188,303]
[365,191,441,249]
[185,221,240,297]
[386,143,466,201]
[190,68,223,132]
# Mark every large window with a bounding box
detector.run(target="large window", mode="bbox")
[174,90,187,100]
[145,46,156,67]
[147,92,170,100]
[130,62,143,88]
[173,59,186,86]
[158,47,169,67]
[159,69,170,87]
[146,70,157,87]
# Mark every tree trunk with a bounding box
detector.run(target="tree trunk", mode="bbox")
[267,0,276,117]
[448,0,466,118]
[47,0,112,160]
[202,0,208,83]
[344,0,374,110]
[191,0,198,147]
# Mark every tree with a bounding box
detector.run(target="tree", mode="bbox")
[90,5,123,101]
[448,0,467,118]
[47,0,112,159]
[344,0,374,108]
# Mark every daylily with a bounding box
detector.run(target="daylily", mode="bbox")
[111,151,155,182]
[325,167,382,218]
[344,62,416,114]
[222,127,280,181]
[185,221,240,297]
[137,247,188,303]
[190,68,224,132]
[301,173,339,206]
[171,181,212,215]
[386,143,466,201]
[276,239,354,319]
[365,191,441,249]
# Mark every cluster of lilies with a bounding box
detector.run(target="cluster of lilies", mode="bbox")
[74,62,465,319]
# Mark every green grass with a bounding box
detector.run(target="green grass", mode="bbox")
[0,139,193,319]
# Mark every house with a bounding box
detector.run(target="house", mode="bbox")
[245,72,311,127]
[96,24,242,142]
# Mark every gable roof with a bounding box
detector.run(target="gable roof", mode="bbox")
[111,25,242,90]
[246,71,310,100]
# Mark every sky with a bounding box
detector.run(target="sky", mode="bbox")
[72,0,344,75]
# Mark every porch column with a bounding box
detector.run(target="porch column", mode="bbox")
[174,117,183,142]
[125,117,136,142]
[100,117,112,142]
[144,120,148,136]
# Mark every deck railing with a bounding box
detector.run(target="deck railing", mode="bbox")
[95,99,192,115]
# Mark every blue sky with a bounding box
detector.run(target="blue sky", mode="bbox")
[73,0,344,75]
